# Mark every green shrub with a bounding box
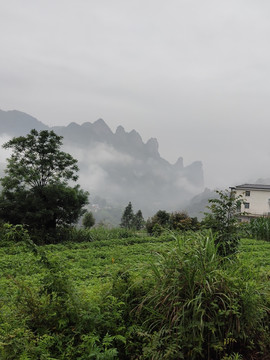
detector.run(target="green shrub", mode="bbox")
[0,223,30,245]
[136,231,270,359]
[82,211,95,228]
[146,211,199,235]
[203,189,243,256]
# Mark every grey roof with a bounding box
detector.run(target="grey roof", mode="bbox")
[232,184,270,190]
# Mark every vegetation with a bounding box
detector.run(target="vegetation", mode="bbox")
[203,189,243,256]
[0,131,269,358]
[120,202,144,230]
[82,211,95,229]
[120,202,135,229]
[1,225,270,359]
[0,129,88,239]
[137,233,270,359]
[133,209,144,230]
[146,210,199,235]
[247,217,270,241]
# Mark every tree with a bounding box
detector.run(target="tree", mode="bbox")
[120,202,134,229]
[133,210,144,230]
[0,129,88,232]
[146,210,199,235]
[170,212,194,231]
[203,189,243,256]
[155,210,170,227]
[145,210,170,235]
[82,211,95,229]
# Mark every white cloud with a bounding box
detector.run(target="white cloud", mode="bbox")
[64,142,134,165]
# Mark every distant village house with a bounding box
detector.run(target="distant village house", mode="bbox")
[231,184,270,221]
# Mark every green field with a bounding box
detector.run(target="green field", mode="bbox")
[1,234,270,294]
[239,238,270,271]
[1,231,270,359]
[0,233,175,306]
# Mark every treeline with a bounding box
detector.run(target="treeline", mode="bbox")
[119,202,199,234]
[146,209,199,235]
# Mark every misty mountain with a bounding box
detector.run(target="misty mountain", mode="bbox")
[185,188,218,220]
[0,109,49,135]
[0,109,204,219]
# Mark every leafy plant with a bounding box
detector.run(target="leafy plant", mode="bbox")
[248,217,270,241]
[203,189,243,256]
[0,223,30,244]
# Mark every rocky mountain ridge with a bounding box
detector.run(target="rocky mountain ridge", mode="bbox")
[0,109,204,218]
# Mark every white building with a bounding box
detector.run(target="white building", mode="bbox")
[231,184,270,221]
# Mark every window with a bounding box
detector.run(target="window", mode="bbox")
[244,202,250,209]
[245,191,250,196]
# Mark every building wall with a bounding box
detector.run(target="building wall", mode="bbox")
[235,189,270,216]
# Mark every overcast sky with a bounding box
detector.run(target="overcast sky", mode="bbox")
[1,0,270,188]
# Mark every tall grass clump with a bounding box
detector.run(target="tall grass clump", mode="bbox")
[248,217,270,241]
[137,231,270,359]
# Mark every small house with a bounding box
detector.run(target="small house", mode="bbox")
[230,184,270,221]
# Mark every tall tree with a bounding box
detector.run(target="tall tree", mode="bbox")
[0,129,88,232]
[133,210,144,230]
[120,202,134,229]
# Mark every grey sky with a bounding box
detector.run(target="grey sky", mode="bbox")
[1,0,270,188]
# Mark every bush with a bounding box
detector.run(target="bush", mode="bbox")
[0,223,30,245]
[82,211,95,228]
[136,231,270,359]
[203,189,243,256]
[146,210,199,235]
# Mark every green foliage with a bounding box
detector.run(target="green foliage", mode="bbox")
[169,212,200,231]
[82,211,95,229]
[0,239,124,359]
[155,210,170,226]
[0,129,88,237]
[133,210,145,230]
[248,217,270,241]
[203,189,243,256]
[120,202,144,230]
[120,202,134,229]
[137,232,270,359]
[88,227,138,241]
[146,210,199,235]
[146,210,171,235]
[2,129,79,187]
[1,229,270,359]
[54,226,139,243]
[0,223,30,244]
